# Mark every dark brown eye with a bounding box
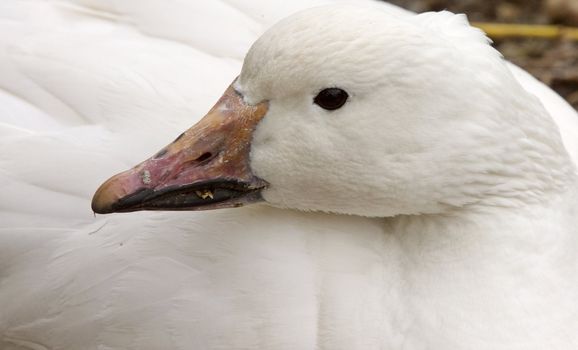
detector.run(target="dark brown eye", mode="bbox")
[314,88,348,110]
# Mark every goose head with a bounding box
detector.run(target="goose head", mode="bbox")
[92,6,574,217]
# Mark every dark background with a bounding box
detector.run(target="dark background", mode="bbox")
[386,0,578,110]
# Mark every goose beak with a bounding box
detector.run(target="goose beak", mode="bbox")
[91,82,269,214]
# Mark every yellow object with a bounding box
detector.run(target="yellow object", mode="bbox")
[473,22,578,40]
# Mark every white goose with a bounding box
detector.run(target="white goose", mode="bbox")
[1,1,578,350]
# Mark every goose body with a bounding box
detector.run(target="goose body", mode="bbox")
[1,1,577,350]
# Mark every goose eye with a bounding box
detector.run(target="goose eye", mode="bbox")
[314,88,348,110]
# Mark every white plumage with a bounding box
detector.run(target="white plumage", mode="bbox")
[1,1,577,349]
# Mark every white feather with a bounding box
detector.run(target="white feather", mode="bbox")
[1,1,577,349]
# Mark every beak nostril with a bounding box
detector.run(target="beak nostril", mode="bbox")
[194,152,213,163]
[181,152,216,170]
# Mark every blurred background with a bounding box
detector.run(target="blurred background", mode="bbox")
[386,0,578,110]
